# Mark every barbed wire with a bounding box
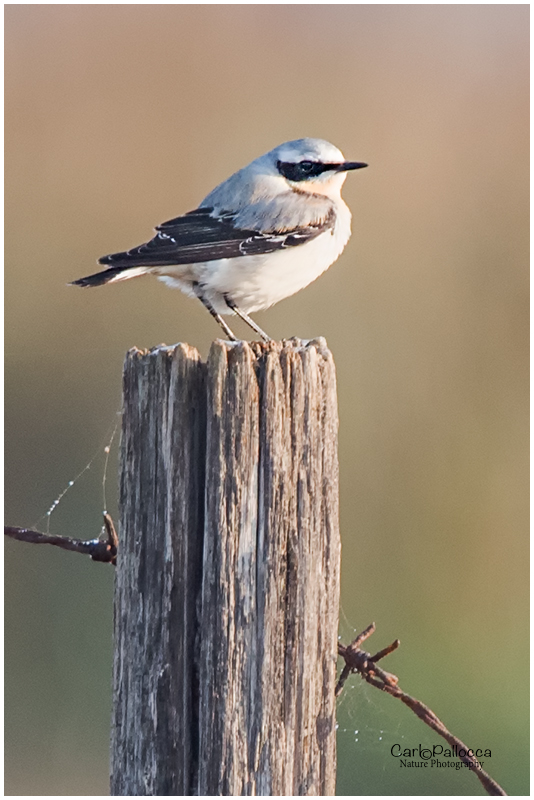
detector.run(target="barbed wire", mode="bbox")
[337,623,507,796]
[5,523,509,796]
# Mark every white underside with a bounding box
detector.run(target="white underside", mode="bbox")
[151,203,352,314]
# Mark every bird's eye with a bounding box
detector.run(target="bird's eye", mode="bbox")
[277,160,324,181]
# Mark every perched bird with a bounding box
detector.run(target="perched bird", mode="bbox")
[72,138,367,341]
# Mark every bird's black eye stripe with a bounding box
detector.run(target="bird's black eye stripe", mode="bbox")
[277,160,332,181]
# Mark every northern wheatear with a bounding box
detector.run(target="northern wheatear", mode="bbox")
[72,138,367,340]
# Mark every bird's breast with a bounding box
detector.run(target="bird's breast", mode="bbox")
[198,203,352,313]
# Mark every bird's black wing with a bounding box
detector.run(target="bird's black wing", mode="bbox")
[98,207,334,268]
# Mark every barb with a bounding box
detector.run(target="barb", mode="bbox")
[4,512,118,565]
[337,623,506,797]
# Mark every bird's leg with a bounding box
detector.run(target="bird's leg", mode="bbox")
[193,282,238,341]
[224,296,272,342]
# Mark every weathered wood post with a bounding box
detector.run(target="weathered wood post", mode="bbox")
[111,338,341,796]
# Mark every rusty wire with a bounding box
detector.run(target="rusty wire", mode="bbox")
[337,623,506,796]
[4,512,117,565]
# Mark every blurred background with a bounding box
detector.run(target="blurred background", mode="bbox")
[5,5,528,796]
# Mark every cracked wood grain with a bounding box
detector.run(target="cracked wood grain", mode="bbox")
[112,338,340,796]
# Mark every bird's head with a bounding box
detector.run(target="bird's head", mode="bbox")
[201,138,367,214]
[268,138,367,197]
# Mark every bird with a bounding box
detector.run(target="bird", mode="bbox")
[71,138,367,341]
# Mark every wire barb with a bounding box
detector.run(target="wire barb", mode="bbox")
[336,624,507,797]
[4,511,118,565]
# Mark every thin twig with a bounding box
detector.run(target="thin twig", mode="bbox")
[4,512,118,565]
[337,623,506,797]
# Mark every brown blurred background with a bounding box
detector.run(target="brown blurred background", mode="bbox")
[5,5,528,796]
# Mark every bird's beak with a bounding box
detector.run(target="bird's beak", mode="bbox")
[335,161,368,172]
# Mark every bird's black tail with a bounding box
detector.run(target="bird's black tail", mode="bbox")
[70,265,145,287]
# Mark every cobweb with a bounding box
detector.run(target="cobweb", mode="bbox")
[33,411,121,535]
[336,602,407,774]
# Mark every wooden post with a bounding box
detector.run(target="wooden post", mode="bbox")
[111,338,341,796]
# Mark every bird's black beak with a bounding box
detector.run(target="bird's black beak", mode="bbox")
[336,161,368,172]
